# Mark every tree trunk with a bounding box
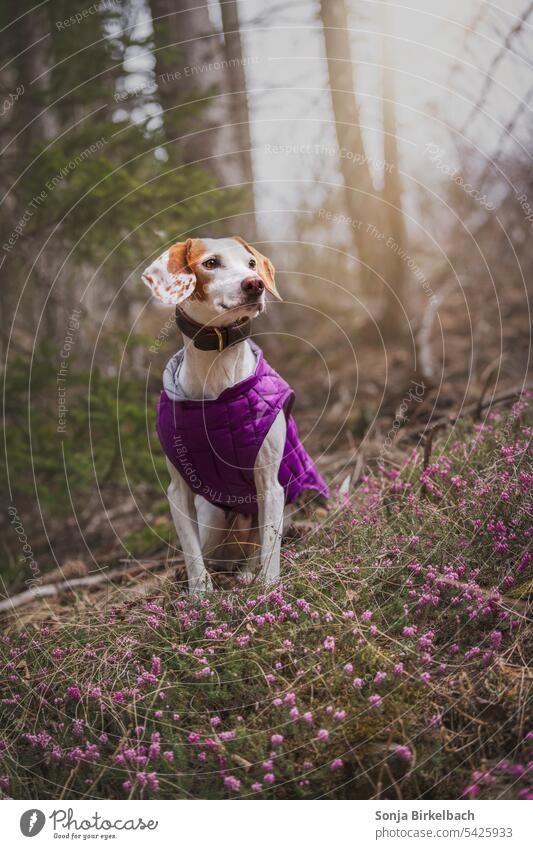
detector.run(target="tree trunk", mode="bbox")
[220,0,256,240]
[149,0,244,187]
[319,0,380,292]
[380,1,408,336]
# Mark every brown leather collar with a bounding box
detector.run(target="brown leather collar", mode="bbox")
[175,308,252,352]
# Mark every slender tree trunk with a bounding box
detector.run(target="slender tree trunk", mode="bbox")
[380,2,408,335]
[149,0,244,187]
[319,0,379,291]
[220,0,256,239]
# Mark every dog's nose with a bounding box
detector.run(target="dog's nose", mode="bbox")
[241,276,264,297]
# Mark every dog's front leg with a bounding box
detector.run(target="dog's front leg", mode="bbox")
[254,410,286,584]
[166,459,213,595]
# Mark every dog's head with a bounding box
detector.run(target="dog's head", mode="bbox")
[142,236,280,327]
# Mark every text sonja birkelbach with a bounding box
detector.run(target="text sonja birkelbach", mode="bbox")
[50,807,158,835]
[375,809,475,822]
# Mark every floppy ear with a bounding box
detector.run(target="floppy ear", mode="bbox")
[232,236,281,300]
[141,239,196,305]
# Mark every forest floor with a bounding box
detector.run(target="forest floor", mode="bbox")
[1,387,532,800]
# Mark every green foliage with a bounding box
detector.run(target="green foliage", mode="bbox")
[2,342,166,510]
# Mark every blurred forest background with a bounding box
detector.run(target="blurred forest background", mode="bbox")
[1,0,532,595]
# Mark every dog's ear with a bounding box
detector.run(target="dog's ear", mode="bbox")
[142,239,197,305]
[232,236,281,300]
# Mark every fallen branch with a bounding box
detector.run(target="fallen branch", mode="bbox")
[414,383,533,439]
[0,560,169,614]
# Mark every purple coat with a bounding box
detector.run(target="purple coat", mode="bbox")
[156,342,329,515]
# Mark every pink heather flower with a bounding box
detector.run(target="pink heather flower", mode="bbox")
[197,666,212,677]
[251,782,263,792]
[395,745,412,762]
[394,663,404,676]
[464,783,480,798]
[262,759,274,770]
[210,716,221,727]
[302,711,313,723]
[490,630,502,649]
[223,775,241,792]
[163,751,174,762]
[369,625,378,636]
[284,692,296,706]
[323,636,335,652]
[317,729,329,742]
[112,691,125,704]
[402,626,417,637]
[66,687,82,702]
[343,663,354,674]
[361,610,373,621]
[352,677,363,689]
[219,731,235,742]
[263,772,275,784]
[374,671,387,685]
[172,714,180,721]
[273,698,283,707]
[154,710,163,719]
[368,694,382,708]
[330,758,344,770]
[420,672,431,684]
[188,732,200,743]
[334,710,346,721]
[271,734,284,747]
[289,707,300,721]
[151,656,161,676]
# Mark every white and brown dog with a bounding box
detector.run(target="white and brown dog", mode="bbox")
[142,237,328,594]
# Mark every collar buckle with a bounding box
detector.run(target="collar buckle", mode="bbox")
[213,327,225,352]
[175,307,251,352]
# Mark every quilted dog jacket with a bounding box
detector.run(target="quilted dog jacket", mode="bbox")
[156,342,329,515]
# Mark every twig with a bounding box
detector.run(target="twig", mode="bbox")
[415,382,532,438]
[475,357,504,419]
[0,561,168,614]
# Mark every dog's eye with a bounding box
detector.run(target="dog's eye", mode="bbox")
[248,258,256,268]
[203,257,219,269]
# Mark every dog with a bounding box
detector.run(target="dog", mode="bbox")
[142,236,328,594]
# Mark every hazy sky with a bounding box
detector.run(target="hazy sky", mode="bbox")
[235,0,533,236]
[121,1,533,239]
